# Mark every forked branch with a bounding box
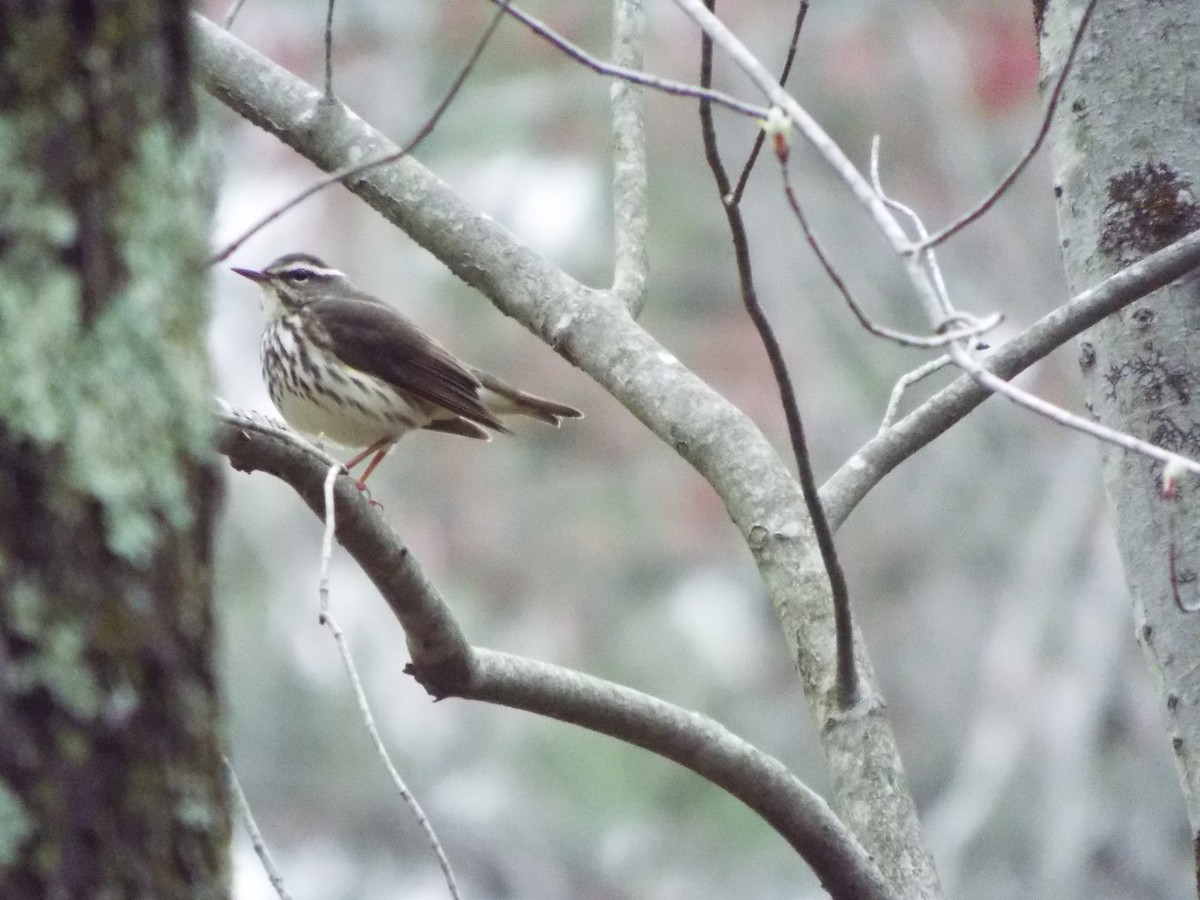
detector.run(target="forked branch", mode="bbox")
[216,409,891,900]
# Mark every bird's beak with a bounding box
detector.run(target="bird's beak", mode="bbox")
[232,267,267,283]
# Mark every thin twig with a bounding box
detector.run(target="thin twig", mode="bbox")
[319,463,340,617]
[729,1,809,207]
[950,340,1200,478]
[699,1,859,709]
[875,168,1200,484]
[781,149,1000,347]
[491,0,765,119]
[823,227,1200,530]
[222,0,250,29]
[870,135,956,321]
[210,1,511,264]
[915,0,1099,251]
[323,0,336,99]
[868,141,990,429]
[877,354,955,435]
[317,466,463,900]
[224,754,294,900]
[322,612,464,900]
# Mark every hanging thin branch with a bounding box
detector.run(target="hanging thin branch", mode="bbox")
[698,1,860,709]
[317,464,463,900]
[210,1,511,263]
[729,1,809,207]
[914,0,1099,250]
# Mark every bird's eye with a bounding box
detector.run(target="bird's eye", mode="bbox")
[288,269,313,283]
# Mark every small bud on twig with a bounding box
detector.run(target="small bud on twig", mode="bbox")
[760,107,792,164]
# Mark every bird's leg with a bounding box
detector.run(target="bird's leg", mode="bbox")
[343,438,395,491]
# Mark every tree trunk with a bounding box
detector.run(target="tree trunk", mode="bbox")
[0,2,227,896]
[1041,0,1200,886]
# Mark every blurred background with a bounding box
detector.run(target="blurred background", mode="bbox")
[202,1,1192,897]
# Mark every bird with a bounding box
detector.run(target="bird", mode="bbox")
[233,252,582,487]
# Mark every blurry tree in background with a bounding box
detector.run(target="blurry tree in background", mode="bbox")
[199,1,1200,899]
[0,0,226,896]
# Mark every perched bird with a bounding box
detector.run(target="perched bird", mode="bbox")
[233,253,582,486]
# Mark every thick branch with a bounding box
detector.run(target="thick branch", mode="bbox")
[195,16,934,891]
[216,412,470,670]
[461,649,890,899]
[217,409,890,900]
[821,228,1200,530]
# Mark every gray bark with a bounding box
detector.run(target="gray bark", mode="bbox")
[1043,0,1200,886]
[195,13,939,897]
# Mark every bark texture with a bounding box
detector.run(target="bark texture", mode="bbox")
[0,2,225,896]
[1042,0,1200,881]
[194,16,942,897]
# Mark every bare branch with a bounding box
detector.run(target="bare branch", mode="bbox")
[195,26,941,891]
[217,409,891,900]
[822,228,1200,530]
[870,136,955,321]
[610,0,649,315]
[224,755,293,900]
[217,410,472,670]
[876,354,956,435]
[321,613,463,900]
[729,1,810,207]
[208,2,510,263]
[948,338,1200,478]
[916,0,1099,251]
[700,7,859,709]
[489,0,766,119]
[782,146,1000,348]
[318,462,339,617]
[222,0,250,30]
[891,160,1200,500]
[669,0,948,329]
[322,0,335,99]
[460,648,892,900]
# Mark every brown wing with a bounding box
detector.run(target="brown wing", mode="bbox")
[309,297,508,432]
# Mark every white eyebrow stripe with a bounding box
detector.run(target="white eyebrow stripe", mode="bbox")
[277,264,344,280]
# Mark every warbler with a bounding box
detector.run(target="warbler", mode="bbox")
[234,253,582,485]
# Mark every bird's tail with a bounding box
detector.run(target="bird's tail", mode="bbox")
[474,370,584,426]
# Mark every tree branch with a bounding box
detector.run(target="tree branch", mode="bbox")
[821,227,1200,530]
[216,411,471,671]
[489,0,765,119]
[460,649,891,899]
[698,1,860,709]
[610,0,649,315]
[209,2,510,263]
[216,408,891,900]
[195,17,936,892]
[668,0,947,329]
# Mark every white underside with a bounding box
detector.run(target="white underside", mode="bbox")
[273,380,425,448]
[263,319,439,448]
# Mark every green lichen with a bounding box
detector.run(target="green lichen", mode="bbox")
[0,121,82,445]
[65,125,212,563]
[0,117,213,565]
[4,580,47,641]
[0,781,33,867]
[6,621,101,721]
